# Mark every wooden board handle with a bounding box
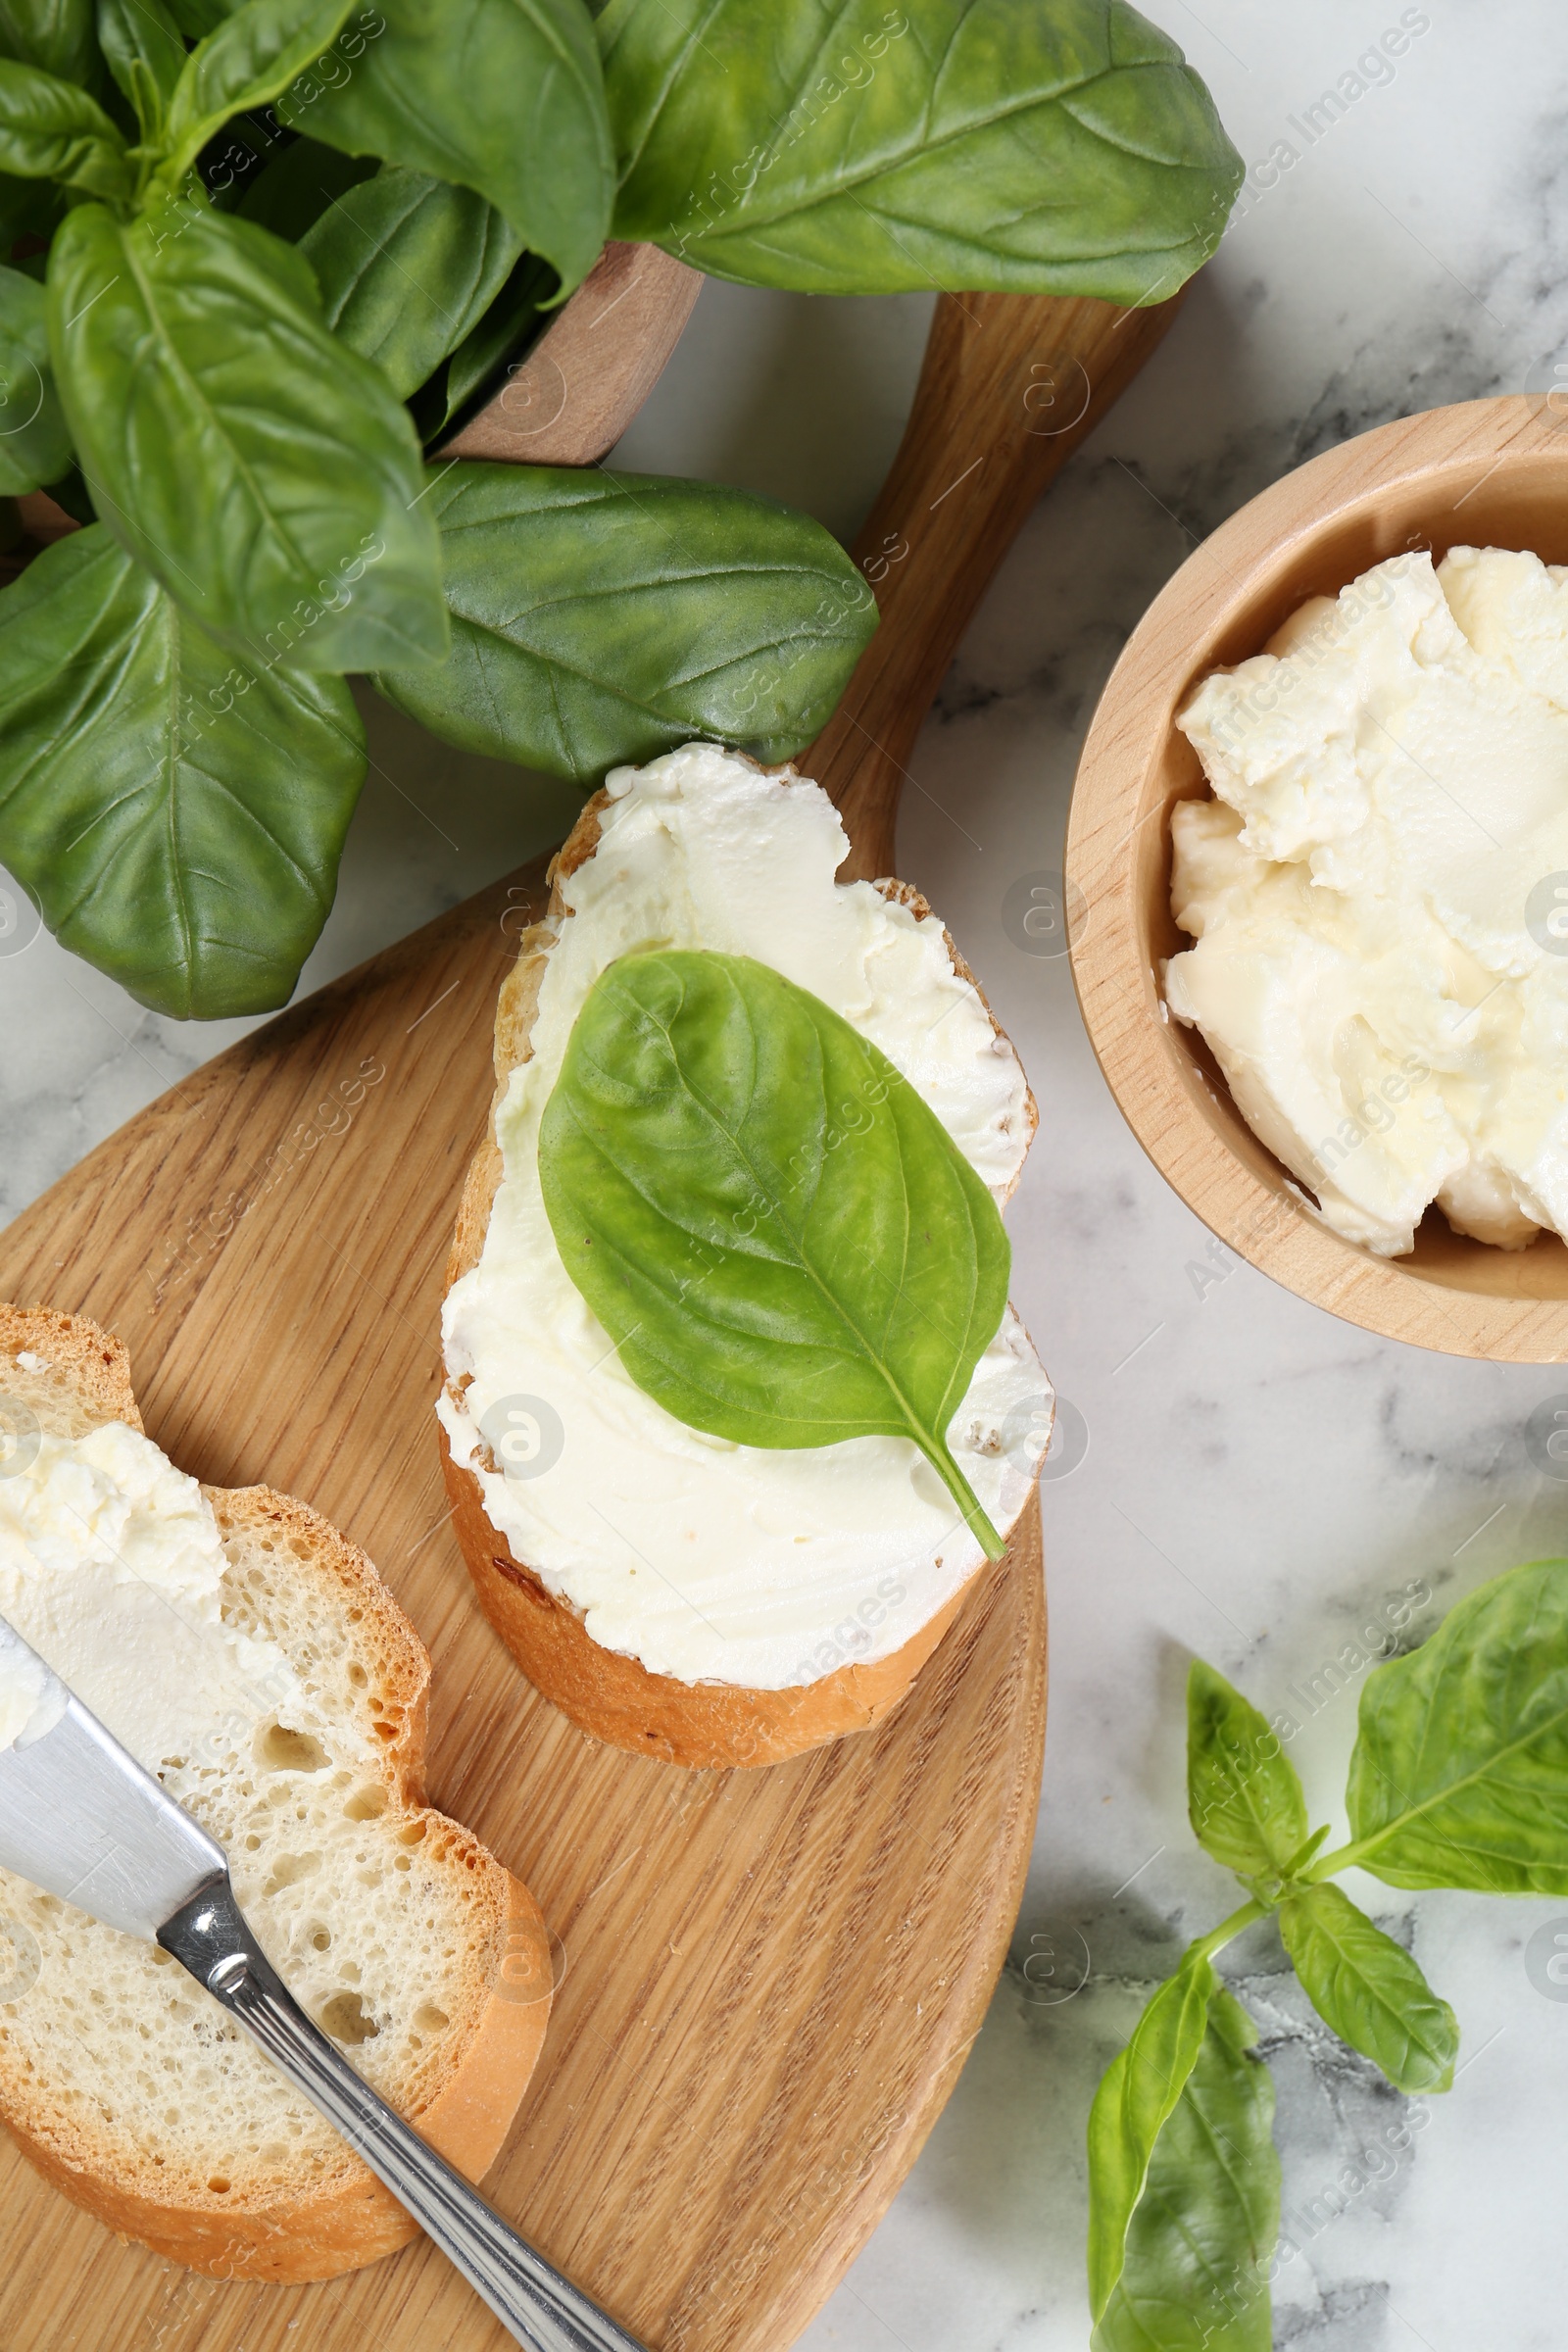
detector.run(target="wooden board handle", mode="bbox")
[808,285,1191,880]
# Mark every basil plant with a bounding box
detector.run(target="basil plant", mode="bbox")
[0,0,1241,1017]
[1089,1555,1568,2350]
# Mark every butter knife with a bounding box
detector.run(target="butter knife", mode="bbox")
[0,1616,643,2352]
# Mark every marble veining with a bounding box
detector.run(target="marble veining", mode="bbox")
[4,6,1567,2346]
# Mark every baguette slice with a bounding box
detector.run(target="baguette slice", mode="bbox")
[0,1304,552,2282]
[440,782,1044,1770]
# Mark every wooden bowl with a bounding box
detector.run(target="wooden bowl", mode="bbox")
[442,239,703,467]
[1066,393,1568,1362]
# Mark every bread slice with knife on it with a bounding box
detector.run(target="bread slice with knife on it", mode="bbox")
[0,1304,552,2282]
[439,743,1051,1770]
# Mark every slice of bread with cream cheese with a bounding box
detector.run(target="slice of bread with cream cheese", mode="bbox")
[0,1305,551,2280]
[438,746,1050,1768]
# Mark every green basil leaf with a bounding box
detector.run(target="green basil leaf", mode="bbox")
[1346,1557,1568,1892]
[279,0,613,297]
[97,0,186,138]
[600,0,1242,301]
[1093,1986,1278,2352]
[1187,1659,1309,1885]
[373,462,877,776]
[1087,1947,1215,2321]
[0,57,130,196]
[0,0,98,85]
[0,524,365,1016]
[417,248,554,437]
[298,164,521,398]
[0,259,68,489]
[164,0,226,34]
[48,196,448,669]
[1277,1883,1456,2095]
[161,0,357,181]
[539,948,1012,1558]
[233,130,374,238]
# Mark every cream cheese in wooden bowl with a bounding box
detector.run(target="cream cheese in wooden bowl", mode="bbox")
[1065,395,1568,1360]
[1167,544,1568,1259]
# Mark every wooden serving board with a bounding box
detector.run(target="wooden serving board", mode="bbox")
[0,855,1045,2352]
[0,270,1198,2349]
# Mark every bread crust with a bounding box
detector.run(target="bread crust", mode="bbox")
[0,1306,552,2282]
[439,1420,971,1771]
[0,1873,551,2283]
[441,777,1043,1770]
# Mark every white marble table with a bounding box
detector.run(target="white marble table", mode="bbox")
[5,7,1565,2346]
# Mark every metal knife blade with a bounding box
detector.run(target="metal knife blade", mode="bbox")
[0,1615,225,1940]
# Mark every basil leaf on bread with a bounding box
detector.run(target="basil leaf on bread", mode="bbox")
[539,948,1012,1556]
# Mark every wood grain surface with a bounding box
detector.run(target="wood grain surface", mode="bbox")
[1066,392,1568,1362]
[443,241,705,467]
[0,860,1046,2352]
[0,268,1202,2349]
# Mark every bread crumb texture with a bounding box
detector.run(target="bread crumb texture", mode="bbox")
[0,1310,514,2230]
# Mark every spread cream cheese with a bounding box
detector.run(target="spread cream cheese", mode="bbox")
[439,744,1046,1690]
[0,1418,300,1774]
[0,1621,63,1750]
[1167,546,1568,1256]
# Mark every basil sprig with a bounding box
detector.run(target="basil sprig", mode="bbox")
[97,0,187,138]
[1087,1943,1220,2318]
[277,0,614,297]
[0,0,104,87]
[0,0,1238,1015]
[0,262,69,493]
[539,950,1013,1557]
[1088,1557,1568,2347]
[1186,1657,1309,1885]
[1095,1987,1278,2352]
[375,465,879,775]
[601,0,1242,300]
[48,194,448,668]
[298,167,523,399]
[1344,1556,1568,1892]
[0,524,365,1015]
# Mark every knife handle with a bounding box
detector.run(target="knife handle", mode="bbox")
[160,1878,646,2352]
